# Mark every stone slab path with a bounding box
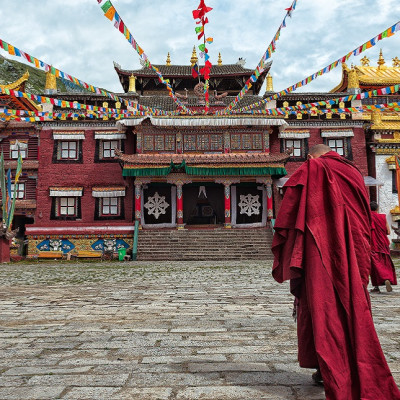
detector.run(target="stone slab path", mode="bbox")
[0,261,399,400]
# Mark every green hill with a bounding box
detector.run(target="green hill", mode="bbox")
[0,53,85,94]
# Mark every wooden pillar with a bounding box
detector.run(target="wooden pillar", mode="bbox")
[176,183,184,229]
[134,182,142,223]
[167,174,192,230]
[266,179,273,220]
[224,183,231,228]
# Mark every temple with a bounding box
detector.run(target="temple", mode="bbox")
[0,49,399,258]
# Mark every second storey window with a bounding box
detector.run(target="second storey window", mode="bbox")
[10,141,27,159]
[284,139,302,157]
[52,131,85,163]
[92,187,125,220]
[102,140,119,159]
[94,132,126,162]
[327,138,345,156]
[11,183,25,199]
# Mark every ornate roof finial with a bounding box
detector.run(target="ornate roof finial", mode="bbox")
[266,73,274,92]
[128,74,137,93]
[360,56,370,66]
[45,70,57,94]
[166,52,171,66]
[393,56,400,67]
[347,65,360,91]
[217,52,222,66]
[377,49,386,68]
[190,46,198,66]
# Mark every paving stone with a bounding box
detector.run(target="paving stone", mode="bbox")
[0,261,398,399]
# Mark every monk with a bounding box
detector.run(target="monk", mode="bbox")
[272,144,400,399]
[369,201,397,293]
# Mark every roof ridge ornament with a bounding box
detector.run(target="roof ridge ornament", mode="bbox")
[217,52,222,66]
[190,46,198,66]
[166,52,171,66]
[377,49,386,69]
[393,56,400,67]
[360,56,370,66]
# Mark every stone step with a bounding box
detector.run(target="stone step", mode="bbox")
[136,227,274,261]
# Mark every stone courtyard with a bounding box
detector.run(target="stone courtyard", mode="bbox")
[0,260,399,400]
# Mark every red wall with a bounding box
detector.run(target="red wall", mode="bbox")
[33,129,134,228]
[271,126,368,215]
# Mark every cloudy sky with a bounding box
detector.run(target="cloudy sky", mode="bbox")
[0,0,399,94]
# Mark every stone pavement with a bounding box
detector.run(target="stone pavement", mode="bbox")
[0,261,399,400]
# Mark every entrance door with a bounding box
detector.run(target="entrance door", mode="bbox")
[183,184,224,225]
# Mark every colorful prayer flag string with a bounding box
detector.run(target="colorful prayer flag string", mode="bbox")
[97,0,192,115]
[0,37,173,116]
[216,0,298,115]
[230,20,400,114]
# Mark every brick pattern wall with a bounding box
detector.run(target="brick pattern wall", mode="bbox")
[33,129,134,227]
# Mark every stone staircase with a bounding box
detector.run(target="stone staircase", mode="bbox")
[136,227,274,261]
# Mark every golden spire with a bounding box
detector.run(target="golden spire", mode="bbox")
[360,56,370,66]
[45,71,57,93]
[128,74,137,93]
[266,73,274,92]
[190,46,198,66]
[377,49,386,69]
[393,56,400,67]
[371,109,382,125]
[347,66,359,90]
[166,52,171,66]
[217,52,222,66]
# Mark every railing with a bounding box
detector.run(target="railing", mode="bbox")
[132,219,139,261]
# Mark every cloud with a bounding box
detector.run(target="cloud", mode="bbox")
[0,0,399,94]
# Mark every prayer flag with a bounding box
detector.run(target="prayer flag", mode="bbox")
[396,155,400,207]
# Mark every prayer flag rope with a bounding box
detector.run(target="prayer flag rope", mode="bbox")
[97,0,192,115]
[0,38,173,116]
[192,0,213,113]
[230,20,400,114]
[0,86,148,116]
[216,0,298,115]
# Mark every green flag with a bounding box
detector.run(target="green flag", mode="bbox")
[0,152,6,225]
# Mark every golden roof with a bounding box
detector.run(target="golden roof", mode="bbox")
[331,51,400,92]
[0,71,29,90]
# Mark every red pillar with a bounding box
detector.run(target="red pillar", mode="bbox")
[176,183,184,229]
[224,183,231,228]
[0,237,10,263]
[266,180,273,220]
[134,182,142,223]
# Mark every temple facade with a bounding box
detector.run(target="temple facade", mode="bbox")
[1,49,398,257]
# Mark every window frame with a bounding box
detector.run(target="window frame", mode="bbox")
[10,142,27,159]
[323,137,353,160]
[53,140,83,164]
[280,138,308,161]
[10,182,25,199]
[51,196,82,220]
[94,196,125,220]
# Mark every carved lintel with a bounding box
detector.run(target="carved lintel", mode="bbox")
[166,173,192,186]
[134,177,151,186]
[215,178,240,186]
[256,177,273,186]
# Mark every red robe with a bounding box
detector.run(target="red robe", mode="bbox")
[371,211,398,286]
[272,151,400,400]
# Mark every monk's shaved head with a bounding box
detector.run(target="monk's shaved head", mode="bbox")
[308,144,332,159]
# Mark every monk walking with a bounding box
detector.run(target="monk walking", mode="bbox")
[272,144,400,399]
[369,201,397,293]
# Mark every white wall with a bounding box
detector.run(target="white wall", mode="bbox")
[376,155,398,243]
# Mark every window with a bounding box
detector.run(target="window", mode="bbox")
[59,197,77,216]
[285,139,302,157]
[61,141,77,159]
[10,142,27,159]
[53,140,82,163]
[328,139,344,156]
[101,197,119,216]
[11,183,25,199]
[102,140,119,159]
